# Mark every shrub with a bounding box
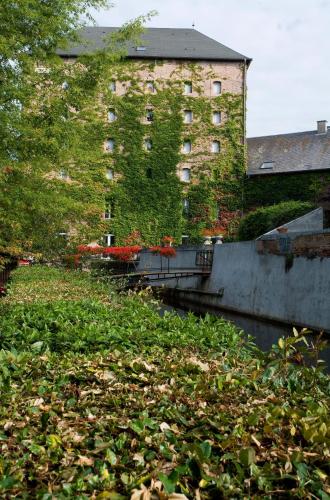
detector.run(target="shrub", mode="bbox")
[238,201,314,240]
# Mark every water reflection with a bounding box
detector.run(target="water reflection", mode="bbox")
[159,302,330,373]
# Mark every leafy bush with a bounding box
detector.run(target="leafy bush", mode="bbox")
[238,200,314,240]
[0,266,329,499]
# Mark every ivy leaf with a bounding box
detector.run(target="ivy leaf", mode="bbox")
[239,447,256,467]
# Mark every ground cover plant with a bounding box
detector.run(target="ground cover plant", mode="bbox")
[0,266,329,499]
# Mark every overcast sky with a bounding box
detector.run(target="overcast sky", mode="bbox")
[89,0,330,137]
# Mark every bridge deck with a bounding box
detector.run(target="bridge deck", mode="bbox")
[111,269,211,281]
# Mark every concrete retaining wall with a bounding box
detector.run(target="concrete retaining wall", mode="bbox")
[204,242,330,331]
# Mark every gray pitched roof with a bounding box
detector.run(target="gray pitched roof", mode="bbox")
[247,126,330,176]
[57,27,251,63]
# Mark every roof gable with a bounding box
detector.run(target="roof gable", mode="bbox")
[57,27,251,62]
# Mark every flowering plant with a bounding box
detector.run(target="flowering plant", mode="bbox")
[77,244,104,255]
[161,236,174,246]
[150,246,176,258]
[103,246,142,262]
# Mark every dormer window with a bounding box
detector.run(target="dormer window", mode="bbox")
[108,109,116,122]
[184,110,193,124]
[146,109,154,122]
[184,81,192,95]
[136,46,146,51]
[213,81,222,95]
[260,161,274,170]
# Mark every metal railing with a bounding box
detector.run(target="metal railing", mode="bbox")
[195,249,214,268]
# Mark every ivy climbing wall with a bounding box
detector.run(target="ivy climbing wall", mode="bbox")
[75,58,247,244]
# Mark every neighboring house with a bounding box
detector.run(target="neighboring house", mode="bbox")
[245,121,330,208]
[57,27,251,244]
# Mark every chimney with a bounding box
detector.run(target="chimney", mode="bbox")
[317,120,328,135]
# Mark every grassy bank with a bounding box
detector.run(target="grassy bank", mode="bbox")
[0,266,329,499]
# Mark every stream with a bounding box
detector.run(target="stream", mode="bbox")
[159,299,330,373]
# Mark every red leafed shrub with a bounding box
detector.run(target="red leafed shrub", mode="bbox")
[103,246,142,262]
[150,246,176,258]
[77,245,104,255]
[161,236,174,245]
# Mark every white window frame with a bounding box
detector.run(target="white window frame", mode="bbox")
[183,140,192,154]
[184,110,193,124]
[104,234,115,246]
[146,81,155,93]
[59,169,69,180]
[108,109,116,122]
[181,168,191,182]
[211,140,220,153]
[105,139,115,152]
[106,169,114,180]
[144,138,152,151]
[184,81,193,95]
[212,111,221,125]
[213,81,222,95]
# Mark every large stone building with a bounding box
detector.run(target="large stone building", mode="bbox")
[58,28,251,244]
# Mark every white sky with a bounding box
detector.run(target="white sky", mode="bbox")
[89,0,330,137]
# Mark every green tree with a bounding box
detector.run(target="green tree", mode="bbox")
[0,1,153,262]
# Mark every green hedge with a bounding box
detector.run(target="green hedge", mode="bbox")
[238,200,314,240]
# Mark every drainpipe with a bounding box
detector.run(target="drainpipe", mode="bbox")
[241,58,247,216]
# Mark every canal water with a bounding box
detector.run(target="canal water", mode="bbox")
[159,300,330,373]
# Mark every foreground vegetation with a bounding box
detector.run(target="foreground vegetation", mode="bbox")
[0,266,329,499]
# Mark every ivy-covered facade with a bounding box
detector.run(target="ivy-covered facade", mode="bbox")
[59,28,251,245]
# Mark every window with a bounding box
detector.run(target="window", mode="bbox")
[181,168,191,182]
[104,203,114,220]
[146,167,153,179]
[109,81,116,92]
[260,161,275,170]
[146,81,155,92]
[59,169,69,180]
[212,111,221,124]
[144,138,152,151]
[213,81,222,95]
[146,109,154,122]
[183,140,192,154]
[183,198,189,213]
[106,169,114,180]
[108,109,116,122]
[136,46,146,51]
[62,81,69,90]
[184,110,193,124]
[184,81,192,94]
[211,140,220,153]
[105,139,115,152]
[104,234,115,246]
[181,235,189,245]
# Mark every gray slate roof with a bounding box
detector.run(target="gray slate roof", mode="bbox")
[57,27,251,62]
[247,127,330,176]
